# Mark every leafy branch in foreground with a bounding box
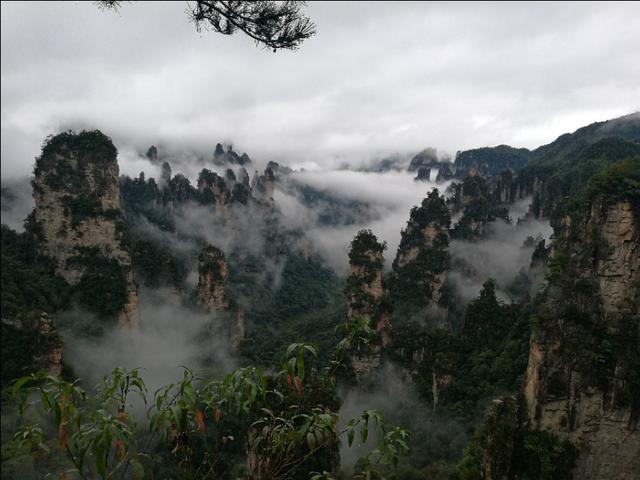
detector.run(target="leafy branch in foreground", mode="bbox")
[95,1,316,51]
[4,343,409,479]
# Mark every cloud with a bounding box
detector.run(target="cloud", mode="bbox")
[2,2,639,179]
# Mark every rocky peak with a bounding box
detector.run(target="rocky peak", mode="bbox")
[197,245,230,311]
[160,161,172,183]
[196,244,245,348]
[251,167,276,201]
[225,168,237,183]
[214,143,225,157]
[345,230,391,383]
[145,145,158,162]
[237,167,250,186]
[213,143,252,166]
[390,189,451,324]
[394,189,450,270]
[346,230,389,341]
[166,174,195,203]
[494,170,514,204]
[32,130,138,326]
[408,148,439,172]
[266,161,293,176]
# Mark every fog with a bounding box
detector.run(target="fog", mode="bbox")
[58,288,237,393]
[449,215,552,302]
[276,169,452,272]
[338,362,468,472]
[0,177,33,232]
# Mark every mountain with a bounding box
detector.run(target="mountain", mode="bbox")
[1,114,638,479]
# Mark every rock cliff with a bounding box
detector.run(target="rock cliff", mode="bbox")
[522,199,640,479]
[197,245,245,348]
[32,131,138,326]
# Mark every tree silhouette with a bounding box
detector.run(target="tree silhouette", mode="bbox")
[95,1,316,51]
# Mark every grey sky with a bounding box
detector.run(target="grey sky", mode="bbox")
[2,1,639,179]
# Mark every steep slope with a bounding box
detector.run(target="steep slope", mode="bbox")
[457,159,640,479]
[522,194,640,479]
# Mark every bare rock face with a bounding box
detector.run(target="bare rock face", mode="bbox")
[594,201,639,315]
[197,245,230,310]
[213,143,251,166]
[197,245,245,347]
[32,131,138,326]
[522,199,640,479]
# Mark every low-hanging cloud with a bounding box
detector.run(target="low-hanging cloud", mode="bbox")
[276,169,453,272]
[449,215,553,302]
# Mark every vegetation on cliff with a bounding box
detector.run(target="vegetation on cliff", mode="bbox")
[0,226,68,387]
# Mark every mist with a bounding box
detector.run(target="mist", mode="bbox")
[338,362,468,473]
[449,215,553,302]
[57,288,237,394]
[276,169,453,272]
[1,177,34,232]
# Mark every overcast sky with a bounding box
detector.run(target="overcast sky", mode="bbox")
[2,1,639,179]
